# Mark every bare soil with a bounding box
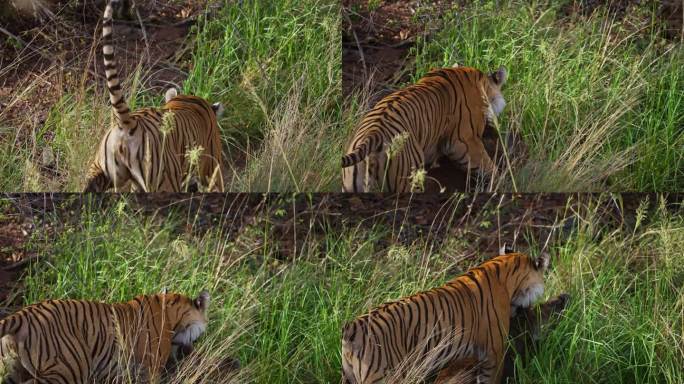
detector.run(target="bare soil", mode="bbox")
[0,197,39,311]
[342,0,458,99]
[4,192,677,260]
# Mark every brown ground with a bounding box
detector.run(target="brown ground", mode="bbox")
[0,197,39,311]
[342,0,459,99]
[3,192,676,259]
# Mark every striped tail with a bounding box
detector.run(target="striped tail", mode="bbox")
[102,0,133,131]
[341,135,380,168]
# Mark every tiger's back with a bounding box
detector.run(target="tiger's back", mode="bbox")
[341,252,549,384]
[341,66,506,192]
[0,291,210,383]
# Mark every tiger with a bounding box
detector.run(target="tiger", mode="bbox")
[434,293,570,384]
[0,290,210,383]
[84,0,224,192]
[341,65,507,192]
[340,251,549,384]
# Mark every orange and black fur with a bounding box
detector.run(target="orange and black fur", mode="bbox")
[0,291,210,383]
[434,293,570,384]
[84,0,224,192]
[342,66,506,192]
[341,252,549,384]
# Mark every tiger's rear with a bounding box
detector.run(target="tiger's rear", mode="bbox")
[84,0,224,192]
[340,252,550,384]
[0,291,210,383]
[341,66,507,192]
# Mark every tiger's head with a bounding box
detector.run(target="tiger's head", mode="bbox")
[165,88,224,118]
[484,66,507,116]
[161,290,211,348]
[507,252,550,311]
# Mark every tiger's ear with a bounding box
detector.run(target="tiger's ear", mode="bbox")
[499,243,514,255]
[534,252,550,271]
[160,287,168,295]
[194,290,210,311]
[212,102,224,119]
[165,88,178,103]
[489,66,507,86]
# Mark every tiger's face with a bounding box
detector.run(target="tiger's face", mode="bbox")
[509,252,550,311]
[485,66,507,116]
[165,291,210,348]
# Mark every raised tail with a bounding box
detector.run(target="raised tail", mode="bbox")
[102,0,133,131]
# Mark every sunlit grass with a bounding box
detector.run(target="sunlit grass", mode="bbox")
[13,195,682,382]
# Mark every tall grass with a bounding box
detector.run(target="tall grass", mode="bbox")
[410,0,684,191]
[15,195,683,383]
[185,0,342,191]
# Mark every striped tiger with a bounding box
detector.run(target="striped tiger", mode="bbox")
[341,251,549,384]
[342,65,507,192]
[0,290,210,383]
[434,293,570,384]
[84,0,224,192]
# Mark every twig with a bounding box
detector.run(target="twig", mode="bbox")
[0,26,26,46]
[133,2,150,59]
[342,10,366,75]
[2,254,41,271]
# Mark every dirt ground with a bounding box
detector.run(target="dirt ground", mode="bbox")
[2,193,677,291]
[342,0,457,100]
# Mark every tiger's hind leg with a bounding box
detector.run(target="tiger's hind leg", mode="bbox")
[385,138,424,192]
[434,357,479,384]
[342,154,384,192]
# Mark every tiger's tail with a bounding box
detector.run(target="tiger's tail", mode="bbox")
[341,134,382,168]
[102,0,133,131]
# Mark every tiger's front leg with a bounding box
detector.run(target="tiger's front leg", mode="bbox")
[445,139,496,177]
[463,138,496,175]
[474,353,501,384]
[434,351,503,384]
[433,356,479,384]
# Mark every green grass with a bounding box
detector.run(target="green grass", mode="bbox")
[0,0,341,192]
[14,195,684,383]
[411,0,684,191]
[185,0,342,191]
